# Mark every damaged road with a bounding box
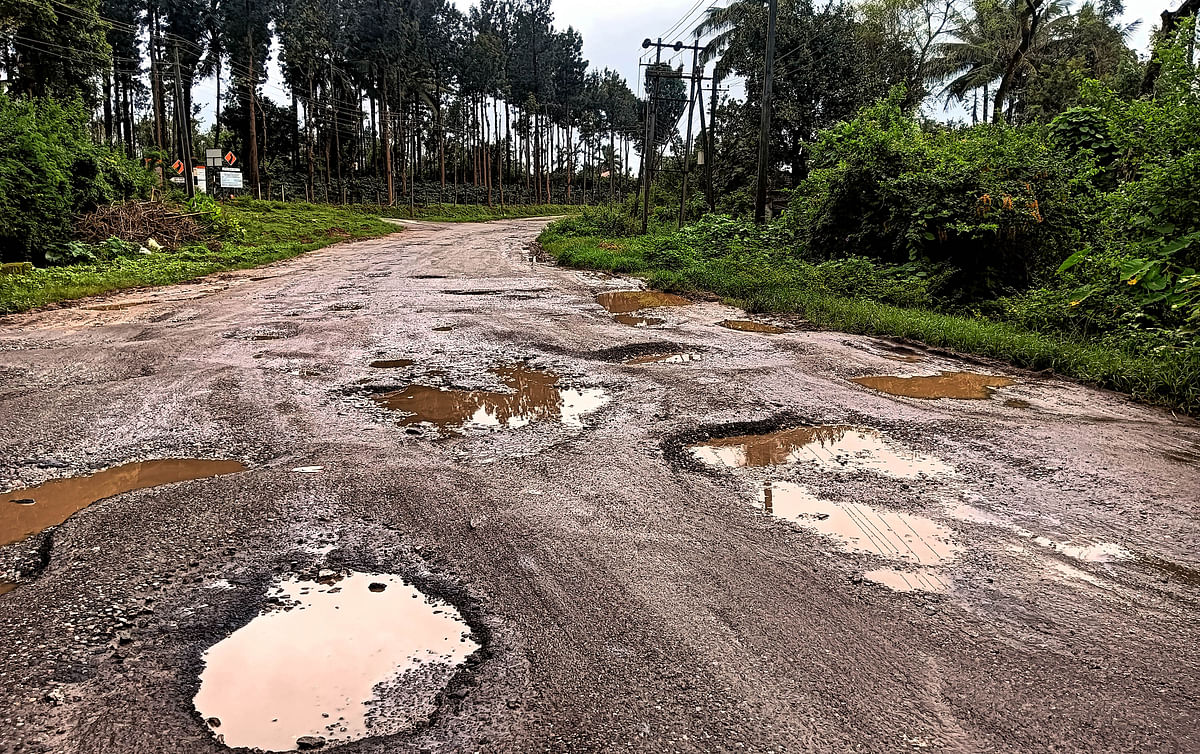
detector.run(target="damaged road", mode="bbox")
[0,218,1198,753]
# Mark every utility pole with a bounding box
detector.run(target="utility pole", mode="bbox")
[246,0,261,200]
[678,42,705,229]
[172,44,194,198]
[753,0,779,223]
[708,74,718,212]
[639,38,663,234]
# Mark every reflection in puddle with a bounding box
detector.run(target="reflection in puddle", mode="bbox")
[2,459,247,547]
[370,359,414,369]
[690,426,952,479]
[864,568,949,593]
[624,352,701,365]
[613,314,665,327]
[757,482,962,566]
[373,365,608,433]
[595,291,690,314]
[718,320,789,334]
[851,372,1013,399]
[194,571,477,752]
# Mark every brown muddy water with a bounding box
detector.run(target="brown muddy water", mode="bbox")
[689,426,952,479]
[0,582,15,596]
[757,482,962,568]
[2,459,247,547]
[624,352,701,365]
[851,372,1014,400]
[194,571,477,752]
[718,320,789,334]
[613,314,666,328]
[595,291,690,314]
[372,365,608,432]
[370,359,414,369]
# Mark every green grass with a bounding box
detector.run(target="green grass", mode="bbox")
[539,230,1200,413]
[381,203,580,223]
[0,199,396,314]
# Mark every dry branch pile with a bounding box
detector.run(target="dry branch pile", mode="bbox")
[74,201,206,249]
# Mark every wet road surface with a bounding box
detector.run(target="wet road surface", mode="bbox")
[1,219,1198,753]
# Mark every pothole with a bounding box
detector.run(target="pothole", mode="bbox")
[1032,537,1131,563]
[372,365,607,433]
[624,352,701,365]
[224,324,299,342]
[689,425,952,479]
[613,314,665,328]
[718,320,789,334]
[2,459,247,547]
[595,291,690,314]
[758,482,962,567]
[194,571,478,752]
[0,582,15,596]
[370,359,414,369]
[851,372,1013,399]
[432,326,455,332]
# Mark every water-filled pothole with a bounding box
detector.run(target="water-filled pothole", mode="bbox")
[851,372,1013,399]
[613,314,665,327]
[370,359,414,369]
[718,320,789,334]
[624,352,701,365]
[372,365,607,433]
[2,459,247,547]
[0,582,15,596]
[758,482,961,567]
[863,568,950,593]
[689,426,952,478]
[194,571,477,752]
[595,291,690,314]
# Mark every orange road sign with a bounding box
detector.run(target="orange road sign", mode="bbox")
[224,151,238,166]
[172,159,185,174]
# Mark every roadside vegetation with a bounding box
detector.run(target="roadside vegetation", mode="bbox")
[0,199,395,314]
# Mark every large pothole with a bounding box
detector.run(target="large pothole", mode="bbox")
[194,570,478,752]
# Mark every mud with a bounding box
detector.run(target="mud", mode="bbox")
[851,371,1014,399]
[624,352,700,365]
[758,482,962,567]
[193,571,477,752]
[372,365,607,432]
[689,425,953,478]
[370,359,415,369]
[594,291,690,314]
[2,459,247,547]
[718,320,789,334]
[864,568,950,593]
[0,581,15,595]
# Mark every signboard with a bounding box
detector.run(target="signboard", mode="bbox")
[193,166,207,194]
[220,170,244,189]
[172,159,185,174]
[224,151,238,166]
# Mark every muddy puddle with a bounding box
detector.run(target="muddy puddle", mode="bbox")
[1033,537,1130,563]
[718,320,789,334]
[2,459,247,547]
[0,582,15,596]
[624,352,701,365]
[194,571,477,752]
[372,365,607,433]
[595,291,690,314]
[432,326,455,332]
[370,359,414,369]
[690,426,952,479]
[758,482,961,567]
[613,314,666,327]
[851,371,1013,400]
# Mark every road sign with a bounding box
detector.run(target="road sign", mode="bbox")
[172,159,185,174]
[224,151,238,166]
[220,169,244,189]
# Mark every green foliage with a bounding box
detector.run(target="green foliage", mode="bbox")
[788,88,1094,298]
[542,205,639,239]
[187,193,246,240]
[0,92,151,265]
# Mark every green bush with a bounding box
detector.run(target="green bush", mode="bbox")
[0,93,151,264]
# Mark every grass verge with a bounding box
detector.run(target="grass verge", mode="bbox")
[539,230,1200,414]
[0,200,396,314]
[381,203,579,222]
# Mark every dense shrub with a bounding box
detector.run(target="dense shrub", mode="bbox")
[0,93,151,264]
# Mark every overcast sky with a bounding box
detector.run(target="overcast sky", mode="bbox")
[198,0,1176,127]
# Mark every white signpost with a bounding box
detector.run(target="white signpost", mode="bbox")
[220,170,244,190]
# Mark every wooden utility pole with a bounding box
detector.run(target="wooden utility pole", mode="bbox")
[753,0,779,223]
[173,44,194,198]
[639,38,664,234]
[245,1,261,199]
